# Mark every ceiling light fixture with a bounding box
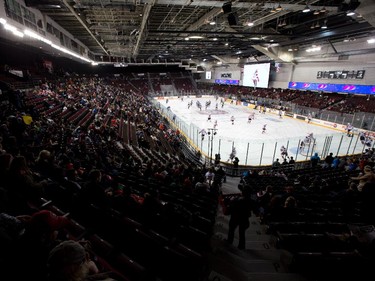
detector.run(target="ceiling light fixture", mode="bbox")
[276,3,282,11]
[321,20,328,29]
[346,11,355,16]
[320,6,327,13]
[306,46,321,52]
[188,35,204,39]
[367,38,375,44]
[302,4,311,13]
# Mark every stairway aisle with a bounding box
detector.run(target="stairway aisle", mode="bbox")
[206,176,308,281]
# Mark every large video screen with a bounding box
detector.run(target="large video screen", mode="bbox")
[288,81,375,95]
[243,63,271,88]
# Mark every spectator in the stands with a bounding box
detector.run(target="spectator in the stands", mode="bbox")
[78,169,112,209]
[281,196,298,221]
[194,174,210,194]
[226,190,252,249]
[0,212,26,265]
[338,157,348,169]
[256,185,273,222]
[340,182,360,218]
[47,240,114,281]
[346,158,358,171]
[310,152,320,167]
[263,195,284,223]
[112,184,140,217]
[205,167,215,187]
[272,158,281,168]
[10,210,69,280]
[288,156,295,164]
[214,165,226,185]
[332,155,340,168]
[323,152,334,168]
[6,155,49,215]
[351,165,375,192]
[140,190,164,226]
[34,149,55,178]
[0,153,12,183]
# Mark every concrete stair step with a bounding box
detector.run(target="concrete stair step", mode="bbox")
[214,230,271,242]
[245,272,310,281]
[212,247,286,273]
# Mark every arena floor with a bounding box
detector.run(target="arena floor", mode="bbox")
[156,96,366,166]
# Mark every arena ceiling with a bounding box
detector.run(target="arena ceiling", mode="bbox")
[22,0,375,63]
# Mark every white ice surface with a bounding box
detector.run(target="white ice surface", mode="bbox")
[157,97,365,166]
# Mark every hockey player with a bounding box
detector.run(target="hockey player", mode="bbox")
[307,113,312,123]
[248,114,252,123]
[199,128,207,141]
[346,123,353,137]
[262,124,267,134]
[280,145,288,160]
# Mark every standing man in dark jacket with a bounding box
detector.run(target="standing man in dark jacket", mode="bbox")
[226,192,252,249]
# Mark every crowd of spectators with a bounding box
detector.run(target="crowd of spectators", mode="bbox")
[197,82,375,114]
[0,75,224,280]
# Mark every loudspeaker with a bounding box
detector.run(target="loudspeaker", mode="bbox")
[227,13,238,26]
[222,2,232,14]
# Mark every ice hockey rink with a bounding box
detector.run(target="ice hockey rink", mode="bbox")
[155,96,368,166]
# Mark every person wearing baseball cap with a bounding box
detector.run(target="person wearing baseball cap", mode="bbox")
[47,240,117,281]
[7,210,70,280]
[47,240,88,281]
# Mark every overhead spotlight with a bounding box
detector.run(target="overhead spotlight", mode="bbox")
[302,5,311,13]
[247,21,254,27]
[320,6,327,13]
[276,3,282,11]
[321,20,328,29]
[343,36,350,42]
[346,11,355,16]
[313,10,320,15]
